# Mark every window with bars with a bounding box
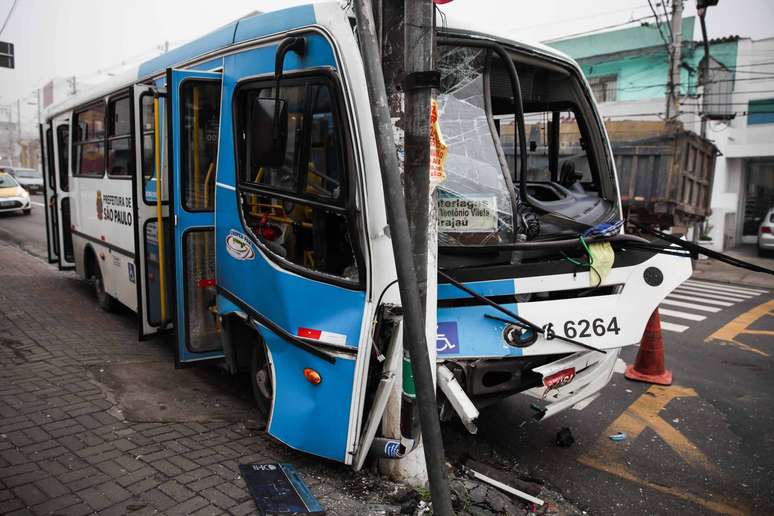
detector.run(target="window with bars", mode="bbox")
[588,75,618,103]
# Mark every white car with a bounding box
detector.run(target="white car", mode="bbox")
[8,167,44,194]
[0,172,31,215]
[758,207,774,256]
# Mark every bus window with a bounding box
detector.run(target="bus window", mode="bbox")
[73,103,105,177]
[107,96,133,178]
[46,126,55,191]
[140,94,166,203]
[181,81,220,211]
[234,78,359,285]
[56,125,69,191]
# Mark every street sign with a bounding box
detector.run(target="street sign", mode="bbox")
[0,41,14,69]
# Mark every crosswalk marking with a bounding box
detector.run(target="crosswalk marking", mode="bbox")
[677,284,755,299]
[665,293,734,307]
[661,299,722,313]
[683,280,766,295]
[673,286,751,302]
[658,308,707,322]
[660,321,689,333]
[657,279,770,333]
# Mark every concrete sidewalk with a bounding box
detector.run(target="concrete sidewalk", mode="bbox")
[0,244,399,515]
[692,244,774,289]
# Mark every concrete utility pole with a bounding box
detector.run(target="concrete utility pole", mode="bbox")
[389,0,444,488]
[404,0,434,306]
[352,1,453,514]
[666,0,684,122]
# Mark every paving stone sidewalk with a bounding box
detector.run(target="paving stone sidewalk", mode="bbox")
[0,243,398,515]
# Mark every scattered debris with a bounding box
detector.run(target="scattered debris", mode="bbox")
[365,503,402,515]
[608,432,627,442]
[555,427,575,448]
[385,487,422,514]
[450,477,522,515]
[464,466,545,506]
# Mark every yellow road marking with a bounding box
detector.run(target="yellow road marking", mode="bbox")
[578,385,748,515]
[704,299,774,356]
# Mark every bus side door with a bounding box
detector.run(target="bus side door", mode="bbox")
[41,123,59,264]
[167,68,225,364]
[51,113,74,269]
[133,85,172,340]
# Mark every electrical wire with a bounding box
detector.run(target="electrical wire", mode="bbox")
[438,270,607,354]
[510,3,653,32]
[646,0,672,49]
[543,15,658,43]
[0,0,18,37]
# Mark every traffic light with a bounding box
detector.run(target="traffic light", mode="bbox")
[697,0,719,8]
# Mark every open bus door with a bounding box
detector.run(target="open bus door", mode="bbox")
[133,85,172,340]
[166,68,225,365]
[41,123,59,264]
[51,113,74,269]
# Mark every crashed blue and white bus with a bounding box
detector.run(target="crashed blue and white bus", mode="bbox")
[41,3,690,467]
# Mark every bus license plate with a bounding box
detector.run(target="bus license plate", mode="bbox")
[543,317,621,340]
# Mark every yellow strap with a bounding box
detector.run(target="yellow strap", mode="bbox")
[154,97,167,325]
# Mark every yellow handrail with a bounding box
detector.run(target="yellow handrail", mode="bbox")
[154,96,167,325]
[203,162,214,208]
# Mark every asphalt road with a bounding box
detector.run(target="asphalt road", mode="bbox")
[0,194,48,260]
[447,280,774,515]
[1,204,772,515]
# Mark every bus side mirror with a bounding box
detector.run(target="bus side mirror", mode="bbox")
[250,97,288,168]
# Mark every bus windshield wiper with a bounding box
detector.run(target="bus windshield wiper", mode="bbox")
[438,270,606,354]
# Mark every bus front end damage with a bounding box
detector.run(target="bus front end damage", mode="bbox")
[427,33,692,431]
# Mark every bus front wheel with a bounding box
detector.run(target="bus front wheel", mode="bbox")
[250,342,273,430]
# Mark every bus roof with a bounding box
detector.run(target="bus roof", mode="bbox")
[45,2,575,120]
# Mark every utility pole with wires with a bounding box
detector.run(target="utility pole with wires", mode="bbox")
[697,0,720,137]
[352,0,453,513]
[666,0,684,122]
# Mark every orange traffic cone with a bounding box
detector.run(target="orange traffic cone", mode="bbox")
[625,309,673,385]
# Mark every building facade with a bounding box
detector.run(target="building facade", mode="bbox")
[550,18,774,251]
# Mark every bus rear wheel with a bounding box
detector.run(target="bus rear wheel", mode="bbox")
[250,342,273,430]
[93,263,117,312]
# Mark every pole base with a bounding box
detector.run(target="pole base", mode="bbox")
[624,364,673,386]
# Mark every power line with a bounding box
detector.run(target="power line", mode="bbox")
[512,3,653,32]
[543,15,657,43]
[646,0,671,48]
[724,69,774,76]
[726,60,774,68]
[0,0,18,37]
[618,75,774,92]
[699,89,774,96]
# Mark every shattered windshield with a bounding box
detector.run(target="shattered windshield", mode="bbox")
[436,46,515,247]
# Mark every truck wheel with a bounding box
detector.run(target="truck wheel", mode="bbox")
[93,263,117,312]
[250,342,273,430]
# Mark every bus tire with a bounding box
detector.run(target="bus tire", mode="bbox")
[250,340,273,430]
[93,262,117,312]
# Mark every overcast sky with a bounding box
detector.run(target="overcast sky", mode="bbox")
[1,0,773,116]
